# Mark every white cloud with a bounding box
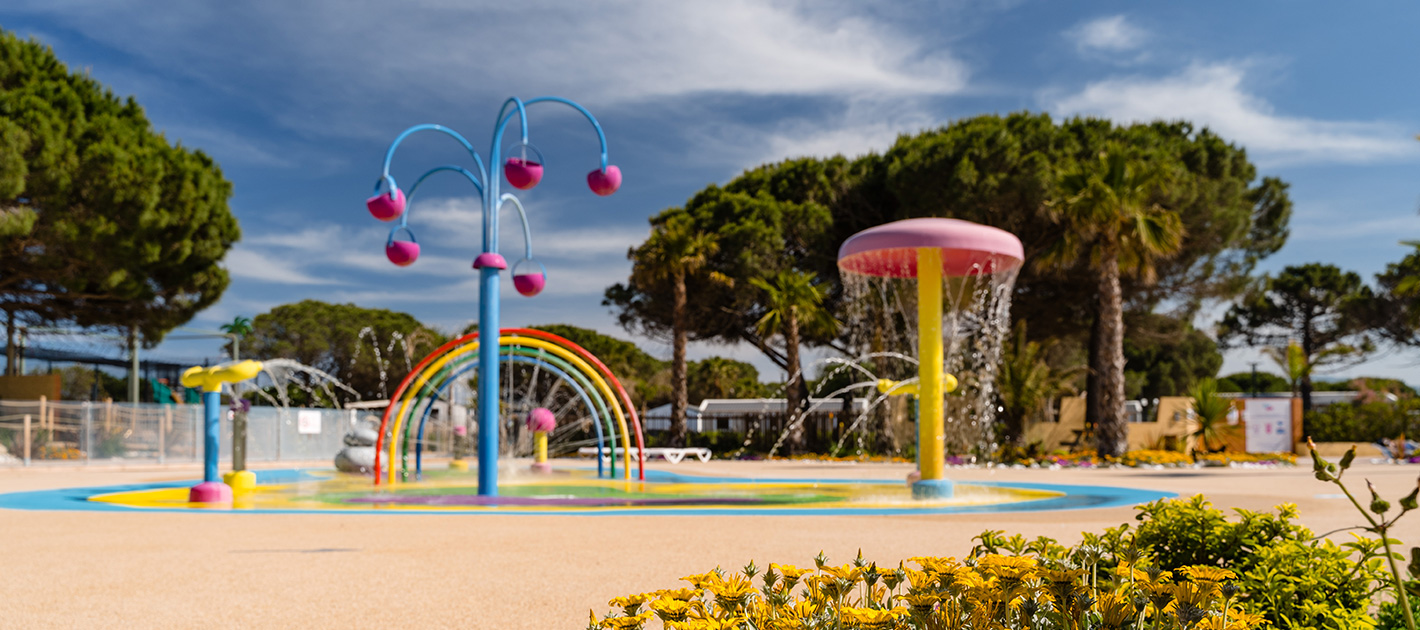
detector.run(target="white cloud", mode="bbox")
[755,100,936,163]
[10,1,971,141]
[1066,15,1147,54]
[1044,62,1420,165]
[1292,214,1420,242]
[224,248,339,285]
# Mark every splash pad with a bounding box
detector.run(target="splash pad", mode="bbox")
[1,467,1171,516]
[0,108,1178,518]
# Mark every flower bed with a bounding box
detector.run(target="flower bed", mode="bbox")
[739,450,1295,469]
[594,551,1264,630]
[593,494,1403,629]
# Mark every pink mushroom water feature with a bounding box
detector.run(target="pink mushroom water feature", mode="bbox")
[837,218,1023,498]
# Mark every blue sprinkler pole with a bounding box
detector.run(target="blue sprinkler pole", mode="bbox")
[202,390,221,483]
[476,266,501,496]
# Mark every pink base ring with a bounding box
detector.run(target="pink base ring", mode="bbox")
[189,481,233,504]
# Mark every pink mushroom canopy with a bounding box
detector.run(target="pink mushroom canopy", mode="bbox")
[837,218,1024,278]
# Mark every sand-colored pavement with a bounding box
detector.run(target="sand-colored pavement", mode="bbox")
[1,459,1417,629]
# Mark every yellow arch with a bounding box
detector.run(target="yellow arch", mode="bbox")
[387,336,633,485]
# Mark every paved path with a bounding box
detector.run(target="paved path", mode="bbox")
[1,459,1416,629]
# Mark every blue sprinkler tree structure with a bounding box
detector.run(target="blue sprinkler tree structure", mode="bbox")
[365,97,620,496]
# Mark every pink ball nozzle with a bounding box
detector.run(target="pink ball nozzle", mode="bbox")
[386,241,420,267]
[586,166,621,196]
[366,188,406,222]
[513,272,546,297]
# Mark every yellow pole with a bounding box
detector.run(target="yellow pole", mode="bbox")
[534,431,548,464]
[916,247,944,483]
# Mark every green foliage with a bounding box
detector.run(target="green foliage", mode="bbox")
[1307,444,1420,630]
[1216,371,1290,394]
[531,324,669,408]
[995,321,1081,446]
[1219,263,1377,412]
[1306,398,1420,443]
[220,316,253,359]
[0,29,239,343]
[243,300,446,401]
[1381,588,1420,630]
[749,269,837,438]
[1128,495,1309,570]
[41,364,126,401]
[1262,340,1310,396]
[1123,311,1223,400]
[608,113,1290,461]
[1122,495,1388,628]
[686,357,764,403]
[1240,537,1380,629]
[1188,378,1238,453]
[1374,244,1420,348]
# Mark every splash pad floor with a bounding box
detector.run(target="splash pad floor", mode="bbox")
[1,465,1170,515]
[3,460,1413,630]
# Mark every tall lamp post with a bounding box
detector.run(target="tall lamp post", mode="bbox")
[365,97,620,496]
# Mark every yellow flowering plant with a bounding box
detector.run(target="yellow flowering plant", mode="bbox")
[591,548,1261,630]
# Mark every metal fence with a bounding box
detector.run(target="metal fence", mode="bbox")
[0,399,394,467]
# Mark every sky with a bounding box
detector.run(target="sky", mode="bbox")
[3,1,1418,386]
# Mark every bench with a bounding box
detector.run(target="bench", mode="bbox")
[575,446,712,464]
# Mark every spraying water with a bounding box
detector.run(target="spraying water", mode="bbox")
[836,218,1024,494]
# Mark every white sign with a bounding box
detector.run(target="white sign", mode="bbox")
[297,410,322,435]
[1243,399,1291,453]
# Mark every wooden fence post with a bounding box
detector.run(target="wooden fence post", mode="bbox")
[23,413,31,465]
[159,406,168,464]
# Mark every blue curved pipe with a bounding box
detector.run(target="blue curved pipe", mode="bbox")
[377,124,489,195]
[412,354,608,480]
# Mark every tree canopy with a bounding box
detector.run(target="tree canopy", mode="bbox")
[607,113,1291,427]
[527,323,669,408]
[243,300,446,401]
[1123,312,1224,402]
[0,30,239,359]
[686,357,764,403]
[1218,263,1375,412]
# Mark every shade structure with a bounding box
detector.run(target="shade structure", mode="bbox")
[837,218,1024,278]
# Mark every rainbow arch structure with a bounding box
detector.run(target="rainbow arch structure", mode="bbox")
[376,328,646,485]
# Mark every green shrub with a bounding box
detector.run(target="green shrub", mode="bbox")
[1381,583,1420,630]
[1114,496,1389,628]
[1307,398,1420,443]
[1242,537,1380,629]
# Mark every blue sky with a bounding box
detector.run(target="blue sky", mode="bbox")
[4,1,1418,384]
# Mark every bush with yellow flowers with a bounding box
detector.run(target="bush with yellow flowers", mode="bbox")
[1117,450,1194,467]
[591,549,1264,630]
[1193,452,1296,466]
[35,444,84,460]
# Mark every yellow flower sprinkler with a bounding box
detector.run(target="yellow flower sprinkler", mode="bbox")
[180,360,262,504]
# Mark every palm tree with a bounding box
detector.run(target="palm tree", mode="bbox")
[1187,378,1238,454]
[1042,147,1185,458]
[631,216,721,447]
[750,269,838,452]
[1261,340,1309,398]
[219,316,253,360]
[996,321,1083,448]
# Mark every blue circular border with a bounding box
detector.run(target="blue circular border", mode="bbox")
[0,468,1174,517]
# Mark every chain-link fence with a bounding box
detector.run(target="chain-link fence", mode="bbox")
[0,399,392,467]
